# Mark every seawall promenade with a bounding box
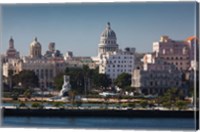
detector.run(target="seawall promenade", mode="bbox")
[2,108,196,118]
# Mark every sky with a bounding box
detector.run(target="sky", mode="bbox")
[0,2,197,57]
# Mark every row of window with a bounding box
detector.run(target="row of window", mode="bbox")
[107,69,132,72]
[107,64,133,68]
[112,56,133,59]
[132,80,180,87]
[165,56,189,60]
[104,60,133,64]
[162,48,188,55]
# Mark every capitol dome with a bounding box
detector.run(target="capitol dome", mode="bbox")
[30,37,41,48]
[98,22,119,55]
[101,22,116,39]
[30,37,42,58]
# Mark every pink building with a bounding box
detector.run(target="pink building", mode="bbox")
[152,36,199,71]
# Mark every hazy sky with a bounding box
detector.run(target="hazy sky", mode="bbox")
[1,2,197,56]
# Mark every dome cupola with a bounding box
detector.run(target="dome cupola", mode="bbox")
[101,22,116,39]
[30,37,41,48]
[98,22,119,55]
[30,37,42,58]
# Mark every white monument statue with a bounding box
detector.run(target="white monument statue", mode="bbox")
[59,75,71,97]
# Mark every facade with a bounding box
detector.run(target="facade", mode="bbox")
[132,58,183,95]
[99,48,135,80]
[152,36,198,71]
[96,22,136,80]
[21,57,66,89]
[3,37,67,89]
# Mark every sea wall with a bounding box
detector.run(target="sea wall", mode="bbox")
[2,108,196,118]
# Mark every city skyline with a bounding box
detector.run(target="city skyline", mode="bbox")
[1,2,197,56]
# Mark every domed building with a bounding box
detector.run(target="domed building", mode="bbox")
[98,22,119,55]
[30,37,42,59]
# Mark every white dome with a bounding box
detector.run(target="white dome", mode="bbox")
[30,37,41,47]
[101,22,116,39]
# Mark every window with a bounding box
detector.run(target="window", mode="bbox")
[163,49,166,54]
[170,48,173,53]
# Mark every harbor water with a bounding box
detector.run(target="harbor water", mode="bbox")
[2,116,195,130]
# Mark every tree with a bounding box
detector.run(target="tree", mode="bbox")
[93,74,112,89]
[13,70,39,89]
[54,73,64,90]
[175,100,188,110]
[114,73,131,88]
[160,88,186,110]
[8,69,14,90]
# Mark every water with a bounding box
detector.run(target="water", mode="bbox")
[2,116,195,130]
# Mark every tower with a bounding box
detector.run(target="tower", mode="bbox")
[6,37,19,58]
[98,22,119,56]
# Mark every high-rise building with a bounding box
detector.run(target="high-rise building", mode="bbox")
[97,22,136,80]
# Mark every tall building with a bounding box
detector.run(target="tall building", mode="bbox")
[99,48,135,80]
[96,22,136,80]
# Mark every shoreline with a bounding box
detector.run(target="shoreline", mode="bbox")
[2,108,196,118]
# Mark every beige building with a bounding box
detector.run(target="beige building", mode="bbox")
[3,37,67,89]
[132,58,183,95]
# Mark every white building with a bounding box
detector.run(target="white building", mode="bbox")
[96,22,136,80]
[99,48,135,80]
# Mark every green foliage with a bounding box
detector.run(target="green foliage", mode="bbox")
[128,102,136,108]
[31,102,43,109]
[139,100,148,108]
[54,66,112,95]
[121,103,128,108]
[23,89,32,99]
[160,88,187,109]
[114,73,131,88]
[19,102,27,108]
[53,102,64,107]
[13,70,39,89]
[175,100,188,110]
[93,74,112,89]
[54,73,64,90]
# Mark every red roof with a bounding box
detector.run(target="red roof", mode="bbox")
[186,36,199,42]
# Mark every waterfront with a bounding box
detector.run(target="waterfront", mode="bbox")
[2,116,195,130]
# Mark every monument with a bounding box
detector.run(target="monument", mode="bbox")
[59,75,71,97]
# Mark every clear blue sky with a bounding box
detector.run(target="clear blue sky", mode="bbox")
[1,2,197,56]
